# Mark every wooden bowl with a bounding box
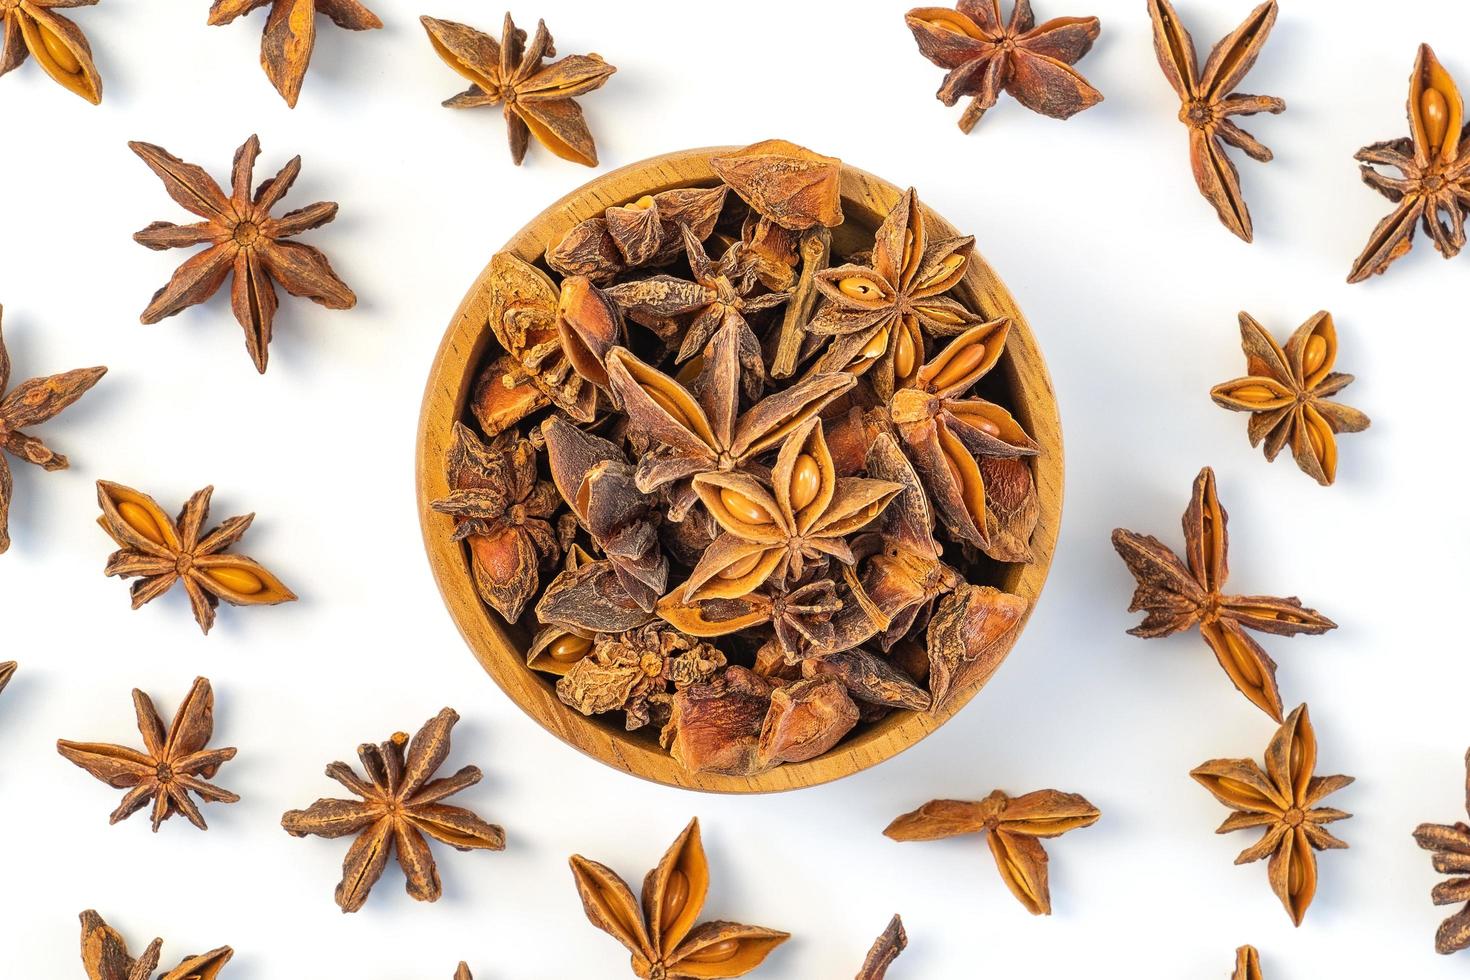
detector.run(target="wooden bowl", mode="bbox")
[416,146,1063,792]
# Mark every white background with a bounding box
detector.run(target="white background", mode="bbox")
[0,0,1464,976]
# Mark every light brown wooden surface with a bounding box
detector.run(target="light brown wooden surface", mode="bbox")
[415,146,1064,793]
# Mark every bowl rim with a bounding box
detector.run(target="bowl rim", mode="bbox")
[415,145,1064,793]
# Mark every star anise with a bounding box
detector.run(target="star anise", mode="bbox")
[548,186,729,284]
[281,707,506,913]
[884,788,1100,915]
[421,13,616,167]
[80,910,232,980]
[570,817,789,978]
[904,1,1103,133]
[0,306,106,554]
[857,915,907,980]
[57,677,238,832]
[810,188,980,400]
[130,135,356,373]
[1111,467,1335,721]
[1210,311,1370,486]
[656,578,847,664]
[207,0,382,108]
[1411,749,1470,954]
[556,623,726,732]
[1232,946,1263,980]
[431,423,562,622]
[1147,0,1285,242]
[1192,703,1353,926]
[1350,44,1470,282]
[97,480,297,635]
[0,0,102,103]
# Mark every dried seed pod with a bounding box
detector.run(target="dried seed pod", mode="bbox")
[856,915,907,980]
[557,276,624,390]
[925,584,1029,711]
[804,648,931,711]
[757,676,859,766]
[1232,946,1263,980]
[662,668,774,776]
[710,139,844,231]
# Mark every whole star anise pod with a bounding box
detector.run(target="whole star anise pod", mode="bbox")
[556,623,726,732]
[656,578,850,665]
[80,910,232,980]
[1350,44,1470,282]
[130,135,356,373]
[0,305,106,554]
[1111,467,1335,721]
[421,13,616,167]
[904,1,1103,133]
[1147,0,1284,242]
[1192,704,1353,926]
[97,480,297,635]
[0,0,102,103]
[570,817,789,978]
[58,677,238,832]
[1412,749,1470,954]
[207,0,382,108]
[281,707,506,913]
[1210,312,1370,486]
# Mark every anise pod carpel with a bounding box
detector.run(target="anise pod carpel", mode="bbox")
[210,0,381,108]
[1411,748,1470,954]
[455,964,473,980]
[484,252,597,423]
[803,648,931,711]
[662,668,774,776]
[547,186,729,283]
[536,556,659,639]
[924,583,1028,711]
[710,139,844,232]
[0,0,103,103]
[657,578,845,663]
[857,915,907,980]
[884,789,1100,914]
[570,818,790,977]
[96,480,296,635]
[558,276,624,392]
[973,455,1041,563]
[756,676,859,767]
[79,910,232,980]
[556,624,726,732]
[1232,946,1263,980]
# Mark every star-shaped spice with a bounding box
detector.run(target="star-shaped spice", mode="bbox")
[1147,0,1284,242]
[556,623,725,733]
[1111,466,1335,721]
[570,817,789,978]
[0,0,102,103]
[1192,704,1352,926]
[1350,44,1470,282]
[0,306,106,554]
[857,915,907,980]
[207,0,382,108]
[884,788,1100,914]
[1411,749,1470,954]
[421,13,616,167]
[80,910,232,980]
[1210,312,1370,486]
[281,707,505,913]
[130,135,356,374]
[58,677,238,832]
[96,481,296,635]
[905,1,1102,133]
[1232,946,1263,980]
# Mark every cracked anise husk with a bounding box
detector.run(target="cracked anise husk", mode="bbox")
[557,623,727,732]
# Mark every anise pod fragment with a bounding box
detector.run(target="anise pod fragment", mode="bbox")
[756,676,859,767]
[662,667,774,776]
[0,0,103,103]
[547,186,728,283]
[1232,946,1263,980]
[483,252,597,422]
[856,915,907,980]
[804,648,931,711]
[1411,748,1470,954]
[710,139,843,231]
[535,557,657,636]
[210,0,382,108]
[556,623,725,732]
[0,661,14,697]
[925,583,1029,712]
[79,909,232,980]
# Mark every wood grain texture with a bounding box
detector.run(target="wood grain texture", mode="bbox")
[415,147,1064,793]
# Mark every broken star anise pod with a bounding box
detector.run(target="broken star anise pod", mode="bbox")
[130,135,356,373]
[856,915,907,980]
[1411,749,1470,955]
[556,623,726,732]
[1232,946,1263,980]
[57,676,238,832]
[904,0,1103,133]
[432,422,562,622]
[1192,703,1353,926]
[0,305,106,555]
[570,817,789,978]
[1350,44,1470,282]
[884,788,1100,915]
[79,910,232,980]
[421,12,615,167]
[1210,311,1370,486]
[547,186,729,284]
[1111,466,1335,721]
[281,707,506,913]
[0,0,102,102]
[1147,0,1285,242]
[97,480,296,635]
[207,0,382,108]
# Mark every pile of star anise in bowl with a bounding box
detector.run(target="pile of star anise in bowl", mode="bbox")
[417,140,1061,792]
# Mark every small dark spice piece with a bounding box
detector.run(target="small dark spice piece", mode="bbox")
[80,910,232,980]
[1411,748,1470,954]
[207,0,382,108]
[0,0,102,103]
[857,915,907,979]
[0,306,106,554]
[1232,946,1263,980]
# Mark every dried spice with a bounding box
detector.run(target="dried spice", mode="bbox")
[557,623,726,732]
[0,661,14,696]
[58,677,237,832]
[1350,44,1470,282]
[1192,704,1352,926]
[455,965,473,980]
[0,306,106,554]
[421,13,615,167]
[281,707,505,913]
[662,667,774,776]
[1411,749,1470,954]
[884,789,1100,914]
[80,910,231,980]
[1147,0,1284,242]
[208,0,382,108]
[130,135,355,374]
[1210,312,1369,486]
[0,0,102,103]
[857,915,907,980]
[96,481,295,635]
[924,583,1028,711]
[570,817,789,978]
[1111,467,1335,721]
[904,1,1102,133]
[548,186,729,284]
[1232,946,1263,980]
